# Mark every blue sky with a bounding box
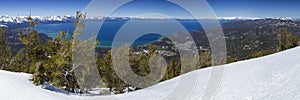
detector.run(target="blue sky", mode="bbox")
[0,0,300,18]
[0,0,90,16]
[209,0,300,18]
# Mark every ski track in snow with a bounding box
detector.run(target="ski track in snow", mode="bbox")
[1,47,300,100]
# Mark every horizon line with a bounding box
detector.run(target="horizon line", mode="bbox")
[0,15,298,20]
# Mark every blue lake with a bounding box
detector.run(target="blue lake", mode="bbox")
[35,20,217,48]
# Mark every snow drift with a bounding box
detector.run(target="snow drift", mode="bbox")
[1,46,300,100]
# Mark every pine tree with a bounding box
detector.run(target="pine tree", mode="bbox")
[164,59,176,80]
[252,49,274,58]
[277,28,299,51]
[32,12,93,93]
[98,50,126,94]
[11,48,26,72]
[0,27,13,70]
[18,15,42,73]
[200,51,212,68]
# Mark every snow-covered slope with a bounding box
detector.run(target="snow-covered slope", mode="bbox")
[1,46,300,100]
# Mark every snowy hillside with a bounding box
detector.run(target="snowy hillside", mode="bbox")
[1,46,300,100]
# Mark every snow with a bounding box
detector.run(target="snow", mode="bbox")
[217,17,261,20]
[0,24,7,27]
[0,15,296,23]
[0,16,74,23]
[217,17,295,21]
[1,46,300,99]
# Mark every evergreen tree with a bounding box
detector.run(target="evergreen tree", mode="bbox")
[98,50,126,94]
[32,31,77,92]
[32,12,92,92]
[10,48,26,72]
[252,49,274,58]
[164,59,176,80]
[200,51,212,68]
[0,27,12,70]
[277,28,299,51]
[18,15,42,73]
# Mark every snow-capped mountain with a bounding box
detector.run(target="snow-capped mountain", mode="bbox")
[0,15,299,29]
[0,15,297,24]
[0,24,7,27]
[217,17,261,20]
[217,17,294,21]
[0,15,74,24]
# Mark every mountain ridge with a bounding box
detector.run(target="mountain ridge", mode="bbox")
[0,15,298,24]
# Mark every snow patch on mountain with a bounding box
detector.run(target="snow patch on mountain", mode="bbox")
[217,17,261,20]
[0,24,7,27]
[0,15,74,23]
[217,17,295,21]
[1,15,297,24]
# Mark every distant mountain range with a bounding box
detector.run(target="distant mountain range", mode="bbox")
[0,15,74,25]
[1,15,299,27]
[217,17,294,20]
